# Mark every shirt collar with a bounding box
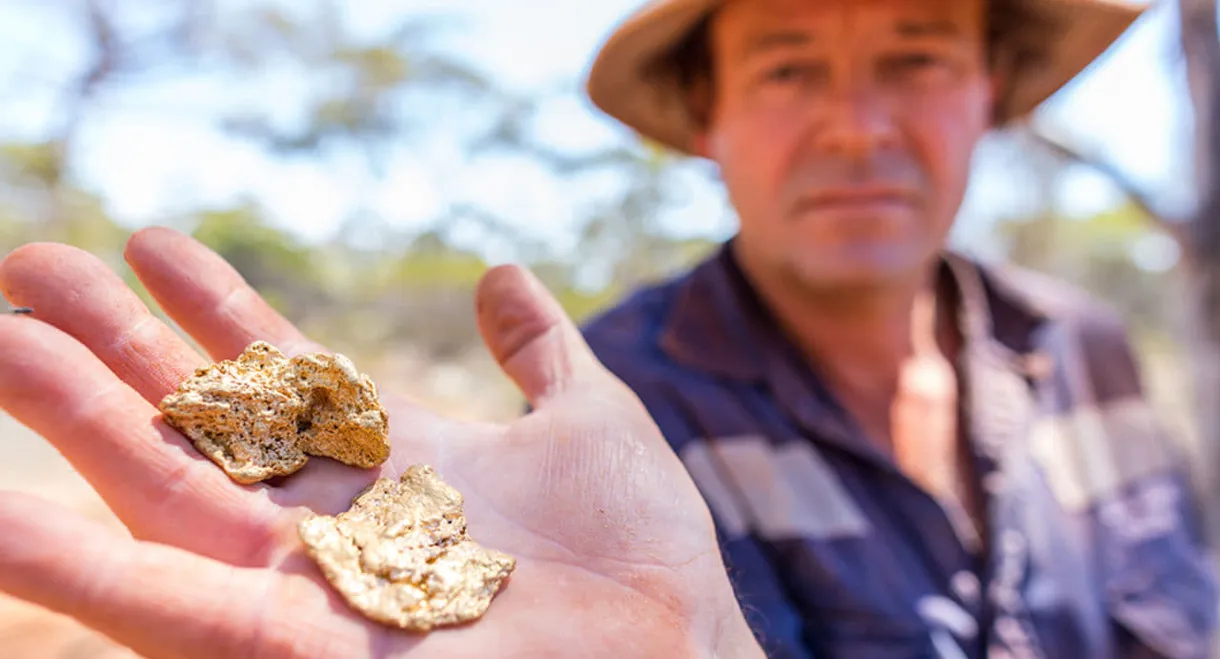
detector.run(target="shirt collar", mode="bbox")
[658,239,771,380]
[658,240,1050,382]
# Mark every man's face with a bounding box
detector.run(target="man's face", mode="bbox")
[697,0,995,291]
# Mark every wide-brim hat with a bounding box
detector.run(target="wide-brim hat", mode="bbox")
[585,0,1147,155]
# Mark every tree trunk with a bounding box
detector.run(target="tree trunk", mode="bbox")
[1178,0,1220,554]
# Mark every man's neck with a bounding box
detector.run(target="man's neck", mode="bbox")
[732,244,960,443]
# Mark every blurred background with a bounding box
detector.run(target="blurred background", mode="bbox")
[0,0,1210,656]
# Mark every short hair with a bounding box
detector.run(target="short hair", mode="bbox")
[648,0,1059,126]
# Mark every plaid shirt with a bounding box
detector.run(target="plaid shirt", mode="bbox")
[580,241,1217,658]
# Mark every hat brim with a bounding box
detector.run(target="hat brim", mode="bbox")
[585,0,1147,155]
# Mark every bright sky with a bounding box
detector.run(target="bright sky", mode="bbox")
[0,0,1193,262]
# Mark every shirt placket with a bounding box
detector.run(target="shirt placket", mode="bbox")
[964,337,1051,659]
[765,322,1007,658]
[945,253,1060,659]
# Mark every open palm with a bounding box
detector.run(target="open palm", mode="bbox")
[0,229,760,659]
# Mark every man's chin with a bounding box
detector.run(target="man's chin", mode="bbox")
[787,247,932,293]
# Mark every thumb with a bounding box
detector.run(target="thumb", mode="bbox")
[475,264,606,408]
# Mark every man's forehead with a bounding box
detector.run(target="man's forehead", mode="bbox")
[716,0,986,40]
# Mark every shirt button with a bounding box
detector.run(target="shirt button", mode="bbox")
[951,571,980,604]
[1001,530,1026,554]
[1022,351,1055,380]
[983,472,1005,495]
[995,615,1025,644]
[994,615,1037,652]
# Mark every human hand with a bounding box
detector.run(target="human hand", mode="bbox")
[0,228,762,659]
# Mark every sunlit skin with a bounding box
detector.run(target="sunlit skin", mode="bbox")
[0,229,764,659]
[693,0,1000,502]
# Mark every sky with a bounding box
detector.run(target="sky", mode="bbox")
[0,0,1196,262]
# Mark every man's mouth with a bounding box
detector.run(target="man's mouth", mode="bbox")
[792,188,918,215]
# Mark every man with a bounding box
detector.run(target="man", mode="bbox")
[578,0,1219,657]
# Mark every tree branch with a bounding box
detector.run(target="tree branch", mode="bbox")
[1180,0,1220,262]
[1024,126,1189,246]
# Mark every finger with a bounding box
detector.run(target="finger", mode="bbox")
[123,225,452,419]
[0,315,283,565]
[123,226,326,361]
[0,242,208,405]
[122,227,459,513]
[475,264,609,407]
[0,492,369,659]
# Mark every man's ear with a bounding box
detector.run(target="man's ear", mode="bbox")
[684,77,715,159]
[989,72,1005,106]
[689,130,712,159]
[986,54,1009,124]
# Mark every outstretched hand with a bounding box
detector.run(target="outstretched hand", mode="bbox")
[0,228,761,659]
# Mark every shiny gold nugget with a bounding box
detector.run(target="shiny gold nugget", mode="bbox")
[298,465,516,631]
[159,341,390,484]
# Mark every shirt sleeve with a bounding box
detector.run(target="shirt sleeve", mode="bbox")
[1071,317,1219,658]
[1100,468,1217,659]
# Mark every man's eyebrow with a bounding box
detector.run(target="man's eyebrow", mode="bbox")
[893,20,961,37]
[738,30,813,58]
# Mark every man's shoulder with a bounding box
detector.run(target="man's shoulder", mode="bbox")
[973,257,1154,411]
[974,257,1132,342]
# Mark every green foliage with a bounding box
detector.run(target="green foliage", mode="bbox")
[334,46,412,89]
[391,233,489,290]
[994,201,1183,335]
[188,205,323,316]
[191,206,315,281]
[0,142,65,187]
[555,286,627,324]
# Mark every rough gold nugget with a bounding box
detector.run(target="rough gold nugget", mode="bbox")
[160,341,390,484]
[298,465,516,631]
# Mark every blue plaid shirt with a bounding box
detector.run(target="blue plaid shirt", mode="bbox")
[580,241,1217,658]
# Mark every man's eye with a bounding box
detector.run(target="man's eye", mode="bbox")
[895,53,942,69]
[881,52,953,80]
[763,62,820,84]
[766,64,800,81]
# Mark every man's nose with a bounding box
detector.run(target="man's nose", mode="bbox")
[810,83,899,158]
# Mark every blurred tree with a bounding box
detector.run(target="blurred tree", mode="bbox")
[571,141,718,290]
[995,201,1182,337]
[189,203,328,317]
[1179,0,1220,553]
[212,4,501,175]
[0,1,522,352]
[466,99,721,290]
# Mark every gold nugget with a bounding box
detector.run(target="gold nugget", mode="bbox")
[160,341,390,484]
[298,465,516,631]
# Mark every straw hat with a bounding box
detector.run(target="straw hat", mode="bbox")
[585,0,1147,155]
